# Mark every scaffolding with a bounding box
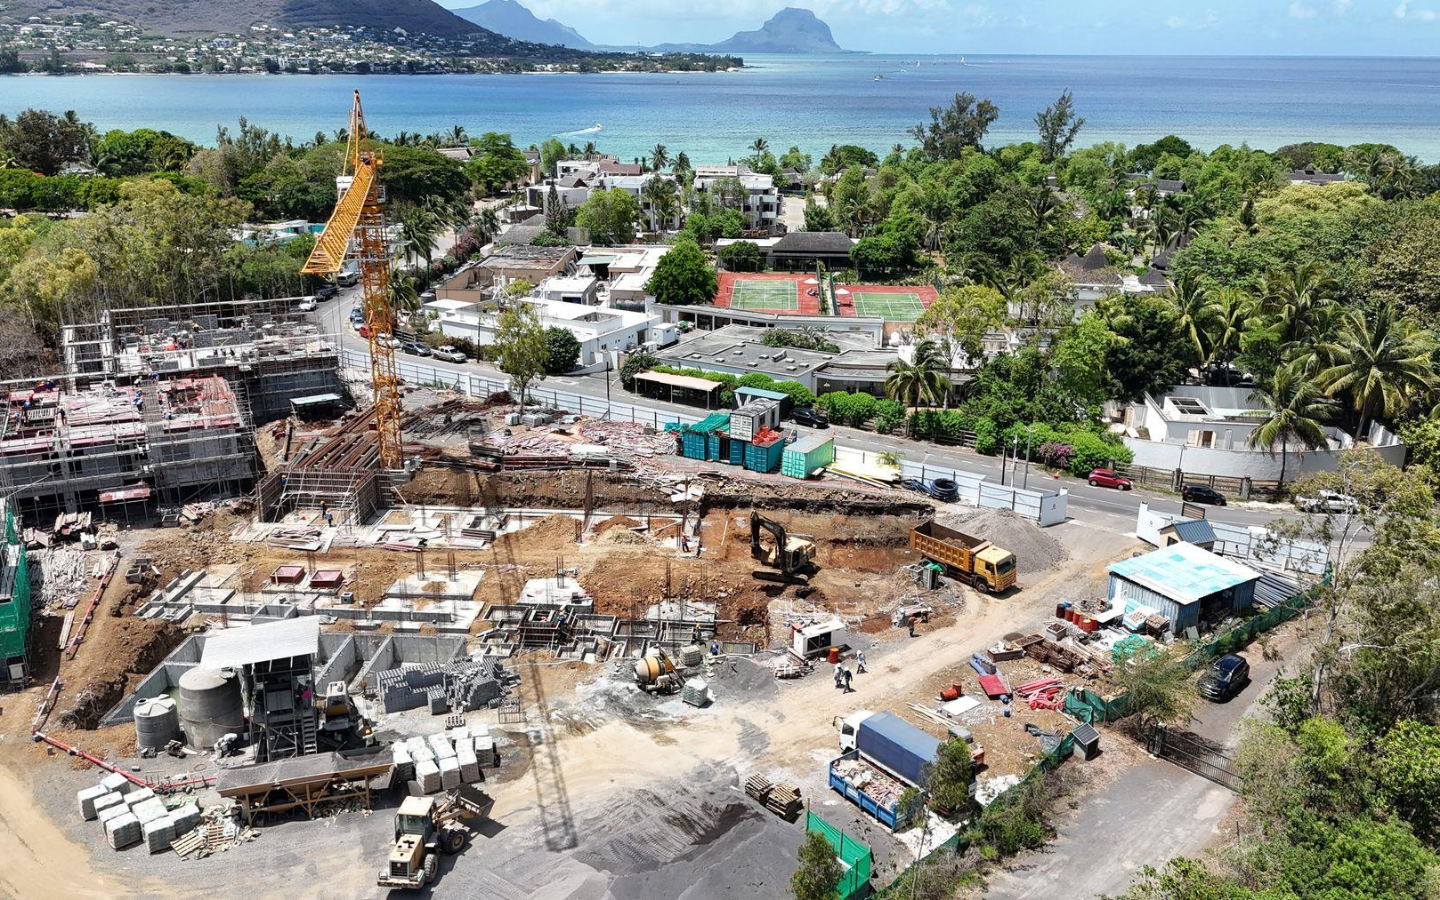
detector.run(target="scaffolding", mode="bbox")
[0,376,257,519]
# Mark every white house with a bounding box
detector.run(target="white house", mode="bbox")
[597,173,682,231]
[1117,385,1407,480]
[537,274,600,305]
[692,170,780,233]
[433,297,663,370]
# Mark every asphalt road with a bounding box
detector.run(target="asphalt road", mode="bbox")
[317,288,1298,534]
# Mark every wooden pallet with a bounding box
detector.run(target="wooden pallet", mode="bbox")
[171,829,205,858]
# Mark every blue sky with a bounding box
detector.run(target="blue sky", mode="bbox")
[439,0,1440,55]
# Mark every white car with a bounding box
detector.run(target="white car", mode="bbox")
[296,295,317,312]
[1296,490,1358,514]
[376,333,402,349]
[433,346,468,364]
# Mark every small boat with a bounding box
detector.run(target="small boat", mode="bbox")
[873,74,883,81]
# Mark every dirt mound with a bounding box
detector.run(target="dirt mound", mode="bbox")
[503,514,579,551]
[939,508,1068,574]
[593,515,642,535]
[57,619,184,730]
[598,528,653,548]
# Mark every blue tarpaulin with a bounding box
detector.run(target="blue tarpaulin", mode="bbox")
[857,711,940,787]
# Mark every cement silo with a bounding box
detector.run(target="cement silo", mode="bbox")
[133,696,180,752]
[178,667,244,750]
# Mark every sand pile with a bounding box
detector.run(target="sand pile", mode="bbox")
[939,508,1068,573]
[598,528,652,547]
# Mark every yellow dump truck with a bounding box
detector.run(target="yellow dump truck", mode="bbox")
[909,521,1017,593]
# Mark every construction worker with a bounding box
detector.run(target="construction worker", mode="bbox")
[856,651,867,674]
[842,667,854,693]
[908,615,918,638]
[833,663,843,690]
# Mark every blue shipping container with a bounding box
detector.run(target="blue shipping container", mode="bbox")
[728,438,745,465]
[856,712,941,787]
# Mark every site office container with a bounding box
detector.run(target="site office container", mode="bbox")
[781,433,834,479]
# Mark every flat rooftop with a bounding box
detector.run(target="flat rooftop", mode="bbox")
[657,325,835,375]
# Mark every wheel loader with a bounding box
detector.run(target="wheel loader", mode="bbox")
[377,785,494,890]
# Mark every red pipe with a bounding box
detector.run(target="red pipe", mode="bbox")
[66,552,120,660]
[31,731,215,791]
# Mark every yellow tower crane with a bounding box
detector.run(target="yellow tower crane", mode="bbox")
[302,90,404,469]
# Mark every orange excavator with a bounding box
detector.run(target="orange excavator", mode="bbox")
[302,91,404,469]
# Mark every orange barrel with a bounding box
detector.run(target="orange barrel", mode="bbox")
[1084,616,1099,633]
[827,646,840,664]
[940,686,961,702]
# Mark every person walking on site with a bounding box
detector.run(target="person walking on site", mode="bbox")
[856,651,867,674]
[908,616,918,638]
[842,667,854,693]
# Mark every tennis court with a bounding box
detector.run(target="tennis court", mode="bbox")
[835,284,938,321]
[731,279,800,311]
[713,273,821,315]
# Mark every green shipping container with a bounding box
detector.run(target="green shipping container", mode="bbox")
[782,433,835,479]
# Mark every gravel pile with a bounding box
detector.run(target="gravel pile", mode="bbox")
[939,508,1069,574]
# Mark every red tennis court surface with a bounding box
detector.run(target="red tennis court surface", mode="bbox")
[713,272,822,315]
[834,284,939,321]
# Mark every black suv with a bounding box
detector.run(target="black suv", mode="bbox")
[314,282,339,300]
[1198,654,1250,701]
[1182,484,1227,506]
[792,408,830,428]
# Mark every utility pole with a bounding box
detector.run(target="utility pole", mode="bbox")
[1023,427,1033,490]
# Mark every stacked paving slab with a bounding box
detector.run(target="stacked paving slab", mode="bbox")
[400,722,498,797]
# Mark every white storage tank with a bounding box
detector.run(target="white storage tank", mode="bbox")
[133,697,180,752]
[177,667,244,750]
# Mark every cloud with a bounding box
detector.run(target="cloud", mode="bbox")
[1164,10,1221,30]
[1395,0,1438,19]
[1288,1,1316,17]
[1334,0,1352,12]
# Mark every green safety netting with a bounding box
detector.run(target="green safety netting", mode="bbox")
[0,506,30,659]
[1063,688,1129,725]
[806,812,873,900]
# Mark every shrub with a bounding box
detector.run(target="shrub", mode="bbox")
[876,399,906,435]
[972,417,999,455]
[620,352,659,390]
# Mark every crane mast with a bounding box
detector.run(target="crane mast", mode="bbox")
[302,90,404,470]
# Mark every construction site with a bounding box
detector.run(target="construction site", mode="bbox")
[0,368,1173,899]
[0,96,1320,900]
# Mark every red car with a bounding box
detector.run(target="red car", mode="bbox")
[1087,468,1132,490]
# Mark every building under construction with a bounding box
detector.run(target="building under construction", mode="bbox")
[60,295,345,424]
[0,375,254,519]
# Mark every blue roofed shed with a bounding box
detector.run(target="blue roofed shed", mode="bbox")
[1158,518,1216,550]
[1107,542,1259,635]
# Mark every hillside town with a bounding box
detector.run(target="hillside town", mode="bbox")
[1,78,1440,900]
[0,14,741,75]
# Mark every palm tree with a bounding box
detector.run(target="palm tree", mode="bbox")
[640,175,679,232]
[1208,287,1254,385]
[1163,271,1217,370]
[581,141,597,156]
[399,207,441,269]
[471,205,501,246]
[1246,367,1331,486]
[914,183,952,251]
[1316,304,1438,439]
[885,339,950,408]
[650,144,669,173]
[751,137,769,156]
[1263,261,1337,348]
[672,151,692,177]
[448,125,468,145]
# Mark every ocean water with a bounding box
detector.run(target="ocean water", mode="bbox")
[3,54,1440,161]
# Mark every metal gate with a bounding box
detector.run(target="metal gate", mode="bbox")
[1141,721,1243,792]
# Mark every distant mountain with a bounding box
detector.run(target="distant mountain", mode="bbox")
[644,8,845,54]
[4,0,491,40]
[452,0,595,49]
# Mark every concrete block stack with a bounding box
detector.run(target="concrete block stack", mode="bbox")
[123,788,156,809]
[427,733,456,761]
[392,742,414,782]
[415,759,442,794]
[77,785,110,820]
[169,804,201,835]
[105,812,142,850]
[97,801,130,828]
[376,658,518,716]
[100,772,134,796]
[143,817,176,853]
[438,757,461,791]
[455,740,480,784]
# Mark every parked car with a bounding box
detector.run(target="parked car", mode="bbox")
[1296,489,1358,514]
[1181,484,1228,506]
[357,324,370,338]
[1198,654,1250,702]
[899,477,960,503]
[314,282,338,300]
[433,346,468,364]
[791,408,829,428]
[335,270,359,287]
[376,333,401,349]
[349,307,365,324]
[1087,468,1132,490]
[400,341,431,357]
[296,295,317,312]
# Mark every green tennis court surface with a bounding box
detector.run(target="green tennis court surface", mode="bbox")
[851,292,926,320]
[730,280,799,310]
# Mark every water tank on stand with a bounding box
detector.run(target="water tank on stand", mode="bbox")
[178,667,245,751]
[133,696,180,752]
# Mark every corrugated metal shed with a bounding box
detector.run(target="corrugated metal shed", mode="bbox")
[201,617,321,669]
[1161,518,1216,546]
[1108,543,1258,604]
[1254,572,1304,609]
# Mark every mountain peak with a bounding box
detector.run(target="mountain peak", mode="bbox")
[452,0,595,49]
[712,6,843,53]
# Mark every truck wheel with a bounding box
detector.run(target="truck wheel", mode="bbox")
[423,853,439,883]
[442,828,466,854]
